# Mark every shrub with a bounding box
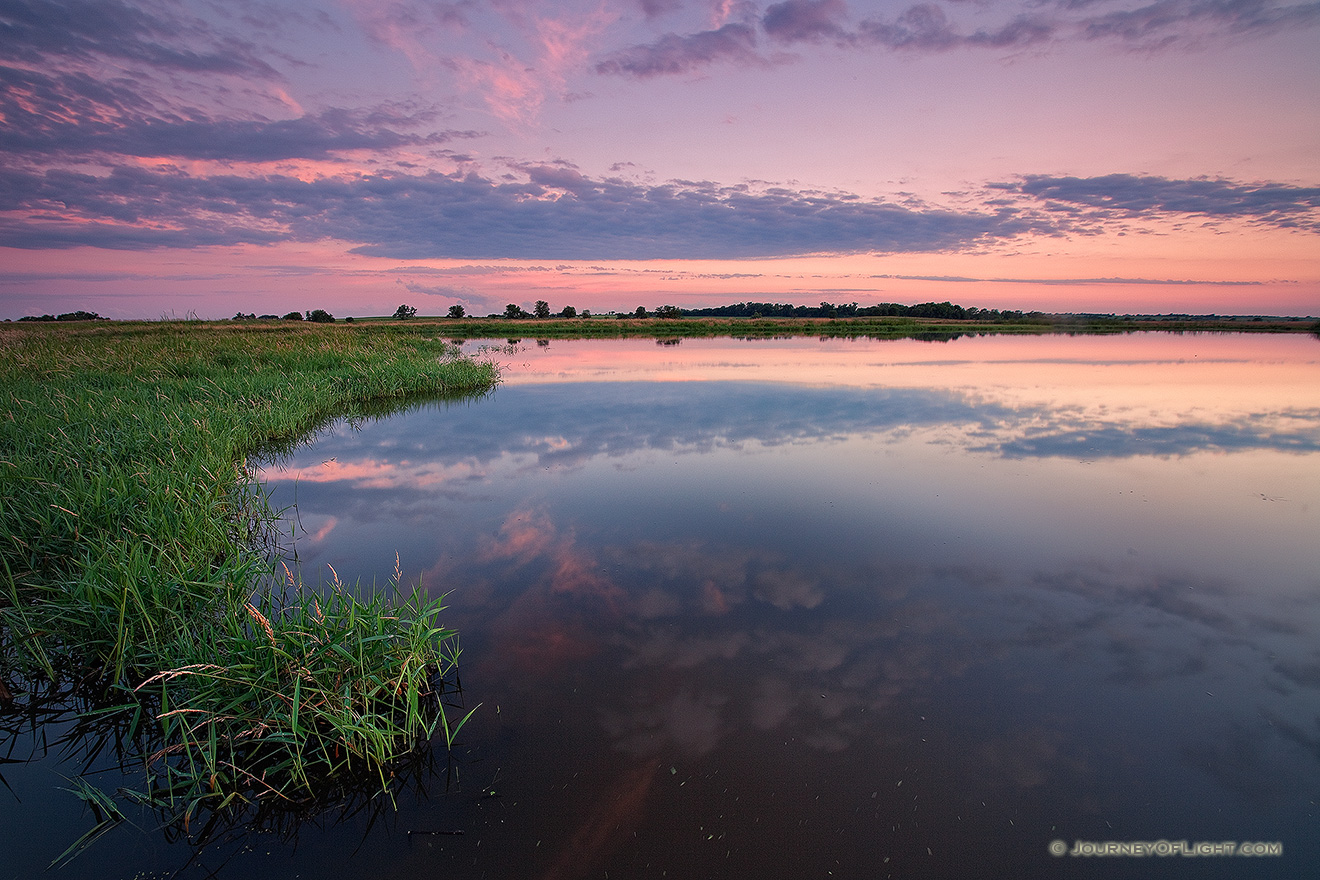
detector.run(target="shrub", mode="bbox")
[306,309,335,323]
[283,311,303,320]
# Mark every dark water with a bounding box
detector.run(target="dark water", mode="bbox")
[5,334,1318,878]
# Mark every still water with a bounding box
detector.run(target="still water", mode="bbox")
[6,332,1320,878]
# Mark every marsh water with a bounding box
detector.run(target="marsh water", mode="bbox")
[5,332,1319,878]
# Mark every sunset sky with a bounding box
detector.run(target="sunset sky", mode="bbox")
[2,0,1317,320]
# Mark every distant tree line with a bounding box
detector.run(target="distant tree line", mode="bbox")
[230,310,336,322]
[680,301,1044,321]
[14,304,1309,327]
[10,301,1047,325]
[482,300,1043,321]
[462,299,1045,321]
[16,310,106,322]
[496,301,589,319]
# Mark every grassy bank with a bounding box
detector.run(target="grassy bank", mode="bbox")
[0,320,498,828]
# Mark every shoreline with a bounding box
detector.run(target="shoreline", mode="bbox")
[290,315,1320,338]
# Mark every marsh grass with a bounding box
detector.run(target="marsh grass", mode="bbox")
[135,564,475,826]
[0,320,496,838]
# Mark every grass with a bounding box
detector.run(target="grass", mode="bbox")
[0,320,497,833]
[133,561,476,830]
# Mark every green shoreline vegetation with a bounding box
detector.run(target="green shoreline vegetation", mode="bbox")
[0,320,498,847]
[370,298,1319,337]
[14,299,1318,338]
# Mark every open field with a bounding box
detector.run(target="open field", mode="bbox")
[0,320,499,832]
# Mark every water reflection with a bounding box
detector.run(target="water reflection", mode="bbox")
[8,334,1311,879]
[247,334,1320,879]
[270,378,1317,592]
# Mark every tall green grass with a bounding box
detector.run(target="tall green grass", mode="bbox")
[0,320,496,826]
[134,560,476,829]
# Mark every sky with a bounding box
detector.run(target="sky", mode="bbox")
[1,0,1318,320]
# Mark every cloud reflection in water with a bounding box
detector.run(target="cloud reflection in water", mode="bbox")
[257,353,1320,877]
[265,382,1320,486]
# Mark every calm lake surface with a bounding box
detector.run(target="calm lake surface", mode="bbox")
[5,332,1319,878]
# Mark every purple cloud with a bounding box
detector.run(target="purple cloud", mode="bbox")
[594,22,761,77]
[4,162,1315,260]
[858,5,1055,51]
[0,163,1051,258]
[0,0,278,76]
[596,1,1055,77]
[0,66,478,162]
[1003,174,1320,230]
[1079,0,1320,46]
[762,0,852,43]
[637,0,684,18]
[593,0,1318,79]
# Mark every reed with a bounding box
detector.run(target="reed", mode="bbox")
[0,320,496,823]
[135,563,475,826]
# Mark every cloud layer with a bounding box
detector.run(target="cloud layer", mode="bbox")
[4,159,1317,258]
[1,0,1315,315]
[597,0,1320,78]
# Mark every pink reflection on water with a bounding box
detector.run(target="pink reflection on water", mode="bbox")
[479,506,624,675]
[483,333,1320,439]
